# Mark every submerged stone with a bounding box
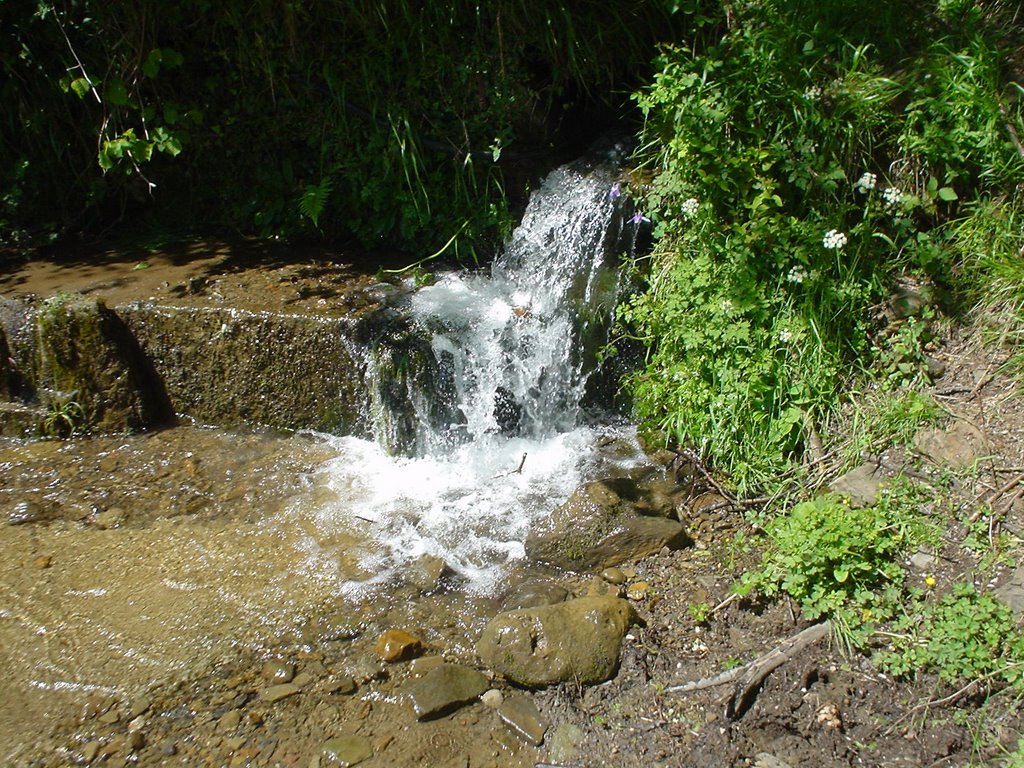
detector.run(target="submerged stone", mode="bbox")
[405,663,488,720]
[259,683,300,703]
[374,628,422,662]
[497,694,547,745]
[321,735,373,766]
[477,596,637,687]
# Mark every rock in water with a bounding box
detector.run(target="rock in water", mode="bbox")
[374,629,422,662]
[477,596,637,687]
[497,695,547,745]
[321,735,373,766]
[525,480,690,570]
[405,663,488,720]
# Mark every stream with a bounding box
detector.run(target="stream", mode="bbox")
[0,152,651,764]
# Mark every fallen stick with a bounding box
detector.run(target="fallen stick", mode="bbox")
[667,622,832,720]
[726,621,831,719]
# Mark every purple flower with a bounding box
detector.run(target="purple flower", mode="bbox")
[608,182,621,201]
[628,210,650,225]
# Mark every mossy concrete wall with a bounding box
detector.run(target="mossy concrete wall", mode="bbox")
[0,295,376,437]
[116,302,370,434]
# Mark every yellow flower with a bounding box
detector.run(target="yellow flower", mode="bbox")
[925,575,936,588]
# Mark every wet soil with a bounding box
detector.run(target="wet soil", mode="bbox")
[3,247,1024,767]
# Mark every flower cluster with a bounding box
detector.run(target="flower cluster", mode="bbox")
[855,172,877,193]
[803,85,822,100]
[779,328,793,343]
[882,186,903,209]
[680,197,699,217]
[786,265,808,284]
[822,229,847,250]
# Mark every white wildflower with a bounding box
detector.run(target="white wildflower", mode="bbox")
[786,265,807,284]
[855,172,877,193]
[803,85,822,100]
[680,197,699,217]
[823,229,847,250]
[882,186,903,209]
[779,329,793,343]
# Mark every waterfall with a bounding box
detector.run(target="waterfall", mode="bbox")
[368,155,633,456]
[303,153,645,592]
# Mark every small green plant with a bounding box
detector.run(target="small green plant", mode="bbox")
[687,601,711,624]
[736,488,927,623]
[875,583,1024,690]
[39,391,86,438]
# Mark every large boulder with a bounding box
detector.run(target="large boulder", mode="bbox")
[477,596,637,687]
[525,479,691,570]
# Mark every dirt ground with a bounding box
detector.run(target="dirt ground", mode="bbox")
[2,244,1024,767]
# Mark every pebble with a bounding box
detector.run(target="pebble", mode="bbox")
[408,655,445,678]
[481,689,504,708]
[626,581,649,600]
[292,671,315,689]
[909,551,937,571]
[405,663,488,721]
[128,730,145,751]
[547,723,584,764]
[98,708,120,724]
[497,694,547,746]
[92,507,126,530]
[324,675,357,695]
[33,555,52,569]
[321,735,373,766]
[374,628,422,662]
[81,741,101,763]
[128,696,152,719]
[601,567,626,585]
[218,709,243,731]
[260,683,301,703]
[262,660,295,683]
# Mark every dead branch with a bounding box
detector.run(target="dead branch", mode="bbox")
[667,621,832,721]
[726,621,831,719]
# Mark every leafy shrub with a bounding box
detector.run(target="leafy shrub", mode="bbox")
[737,488,928,621]
[617,0,1022,492]
[876,583,1024,690]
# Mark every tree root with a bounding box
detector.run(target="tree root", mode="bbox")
[667,621,831,720]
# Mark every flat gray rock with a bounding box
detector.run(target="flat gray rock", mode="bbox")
[497,694,547,745]
[405,663,488,720]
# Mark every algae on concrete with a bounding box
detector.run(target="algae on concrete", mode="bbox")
[34,293,165,433]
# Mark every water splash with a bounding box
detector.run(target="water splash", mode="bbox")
[308,155,646,591]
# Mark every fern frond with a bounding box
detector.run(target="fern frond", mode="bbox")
[299,177,333,227]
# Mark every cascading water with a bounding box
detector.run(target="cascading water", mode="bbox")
[297,153,648,592]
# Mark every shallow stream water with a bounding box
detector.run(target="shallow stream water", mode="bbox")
[0,153,649,763]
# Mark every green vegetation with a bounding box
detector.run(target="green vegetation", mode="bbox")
[1,1,678,255]
[736,480,937,623]
[616,0,1023,493]
[877,583,1024,690]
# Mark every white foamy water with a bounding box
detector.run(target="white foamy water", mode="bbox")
[303,153,645,591]
[297,424,643,592]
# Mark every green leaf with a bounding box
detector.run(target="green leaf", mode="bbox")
[142,49,162,78]
[70,77,92,99]
[161,48,184,68]
[299,178,333,227]
[937,187,958,202]
[106,79,129,106]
